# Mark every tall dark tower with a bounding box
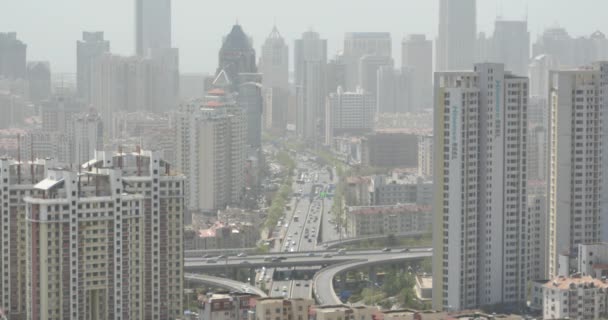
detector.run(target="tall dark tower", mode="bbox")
[216,24,262,148]
[217,24,257,87]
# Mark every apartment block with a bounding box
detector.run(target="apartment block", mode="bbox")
[433,63,529,310]
[346,204,430,237]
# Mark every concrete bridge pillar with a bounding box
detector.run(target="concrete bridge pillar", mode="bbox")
[249,268,256,285]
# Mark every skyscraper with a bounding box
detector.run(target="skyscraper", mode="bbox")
[77,32,110,102]
[259,26,289,131]
[135,0,172,56]
[547,63,608,276]
[0,32,27,80]
[343,32,392,90]
[294,31,327,142]
[433,63,529,310]
[436,0,477,71]
[491,20,530,76]
[217,25,263,148]
[69,111,103,165]
[402,34,433,111]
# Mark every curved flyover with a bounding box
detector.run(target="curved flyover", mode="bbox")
[185,273,268,297]
[312,250,432,305]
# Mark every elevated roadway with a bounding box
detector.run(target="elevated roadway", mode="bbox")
[185,273,267,297]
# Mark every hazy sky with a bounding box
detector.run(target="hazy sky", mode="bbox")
[2,0,607,74]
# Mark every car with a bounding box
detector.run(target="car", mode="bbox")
[218,255,226,259]
[323,253,332,258]
[401,248,410,252]
[308,239,312,243]
[202,254,212,258]
[282,286,287,292]
[382,248,392,252]
[264,256,272,261]
[337,249,347,255]
[207,259,218,264]
[237,252,248,257]
[304,283,310,287]
[274,287,279,291]
[307,252,316,257]
[240,261,251,265]
[295,282,301,287]
[271,257,280,262]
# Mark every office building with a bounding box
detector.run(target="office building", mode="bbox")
[402,34,433,110]
[26,61,51,103]
[436,0,476,71]
[135,0,171,56]
[370,172,433,206]
[217,25,262,148]
[77,32,110,102]
[358,55,393,95]
[325,55,346,95]
[491,20,530,76]
[361,130,419,168]
[529,54,557,100]
[548,64,608,275]
[346,204,430,238]
[433,63,529,310]
[260,26,289,131]
[294,31,327,142]
[176,78,245,212]
[343,32,391,90]
[0,158,55,320]
[377,66,412,114]
[25,150,184,319]
[325,87,376,145]
[0,33,27,80]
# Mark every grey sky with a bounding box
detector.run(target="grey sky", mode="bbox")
[2,0,606,73]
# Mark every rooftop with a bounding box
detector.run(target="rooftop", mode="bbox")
[545,275,608,290]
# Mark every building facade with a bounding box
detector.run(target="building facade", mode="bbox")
[436,0,476,71]
[343,32,391,90]
[402,34,433,111]
[25,150,184,319]
[346,204,430,237]
[0,32,27,80]
[259,26,289,132]
[325,87,376,145]
[135,0,171,56]
[543,276,608,320]
[77,32,110,102]
[433,63,529,310]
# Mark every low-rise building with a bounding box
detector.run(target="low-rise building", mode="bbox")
[313,305,377,320]
[187,222,260,250]
[579,243,608,279]
[543,275,608,320]
[415,275,433,302]
[346,204,431,237]
[250,298,313,320]
[370,172,432,206]
[199,293,258,320]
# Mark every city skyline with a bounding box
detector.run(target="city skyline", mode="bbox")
[2,0,607,73]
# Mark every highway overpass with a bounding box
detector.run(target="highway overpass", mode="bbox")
[185,273,268,297]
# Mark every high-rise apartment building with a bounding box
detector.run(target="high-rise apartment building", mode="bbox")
[69,111,103,165]
[0,158,55,320]
[343,32,392,90]
[135,0,171,56]
[436,0,476,71]
[294,31,327,142]
[259,26,289,132]
[547,63,608,275]
[402,34,433,110]
[25,150,184,319]
[77,32,110,102]
[325,87,376,145]
[176,77,246,212]
[0,32,27,80]
[432,63,529,310]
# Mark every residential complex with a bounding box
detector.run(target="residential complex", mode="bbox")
[346,204,430,237]
[542,275,608,320]
[25,150,184,319]
[433,63,529,310]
